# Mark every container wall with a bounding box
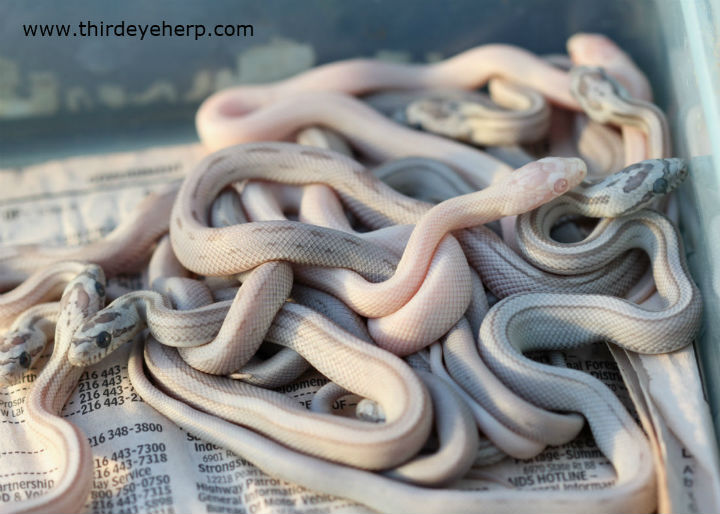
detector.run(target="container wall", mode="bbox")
[1,0,665,165]
[654,0,720,441]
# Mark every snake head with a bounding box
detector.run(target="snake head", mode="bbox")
[499,157,587,216]
[68,294,140,367]
[569,66,629,123]
[0,328,48,386]
[405,98,467,132]
[59,264,107,323]
[567,34,652,102]
[604,158,688,216]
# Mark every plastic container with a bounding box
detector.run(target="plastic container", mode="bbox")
[1,0,718,442]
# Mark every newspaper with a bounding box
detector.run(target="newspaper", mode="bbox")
[0,144,718,513]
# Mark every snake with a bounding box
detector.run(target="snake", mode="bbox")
[194,43,598,189]
[168,143,585,354]
[146,293,479,487]
[0,259,132,333]
[364,78,551,146]
[238,129,588,458]
[239,178,472,354]
[67,156,668,460]
[348,146,600,454]
[0,186,177,291]
[569,66,669,162]
[468,229,697,509]
[478,206,700,438]
[568,33,655,167]
[0,262,95,331]
[71,280,433,470]
[229,281,373,388]
[431,268,587,457]
[539,56,626,180]
[279,129,590,456]
[127,333,658,514]
[142,335,481,486]
[201,188,312,386]
[0,302,59,386]
[505,62,672,304]
[5,264,106,514]
[473,172,701,456]
[543,65,673,303]
[567,33,653,109]
[516,158,687,275]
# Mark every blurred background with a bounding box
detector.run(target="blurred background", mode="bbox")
[0,0,673,166]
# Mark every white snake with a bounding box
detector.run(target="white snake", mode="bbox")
[0,302,59,386]
[568,33,654,165]
[110,298,433,471]
[193,43,602,190]
[126,332,658,513]
[66,152,695,446]
[365,79,551,146]
[166,142,585,354]
[114,150,697,513]
[0,187,176,291]
[63,149,585,473]
[349,152,694,454]
[0,261,129,380]
[5,265,106,514]
[516,159,687,274]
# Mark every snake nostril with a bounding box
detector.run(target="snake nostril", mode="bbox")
[95,281,105,297]
[96,331,112,349]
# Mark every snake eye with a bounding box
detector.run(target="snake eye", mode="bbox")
[18,351,31,369]
[95,281,105,297]
[653,178,668,194]
[95,331,112,348]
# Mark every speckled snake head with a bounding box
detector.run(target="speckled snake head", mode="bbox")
[67,299,139,367]
[0,328,48,386]
[609,157,688,216]
[569,66,629,122]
